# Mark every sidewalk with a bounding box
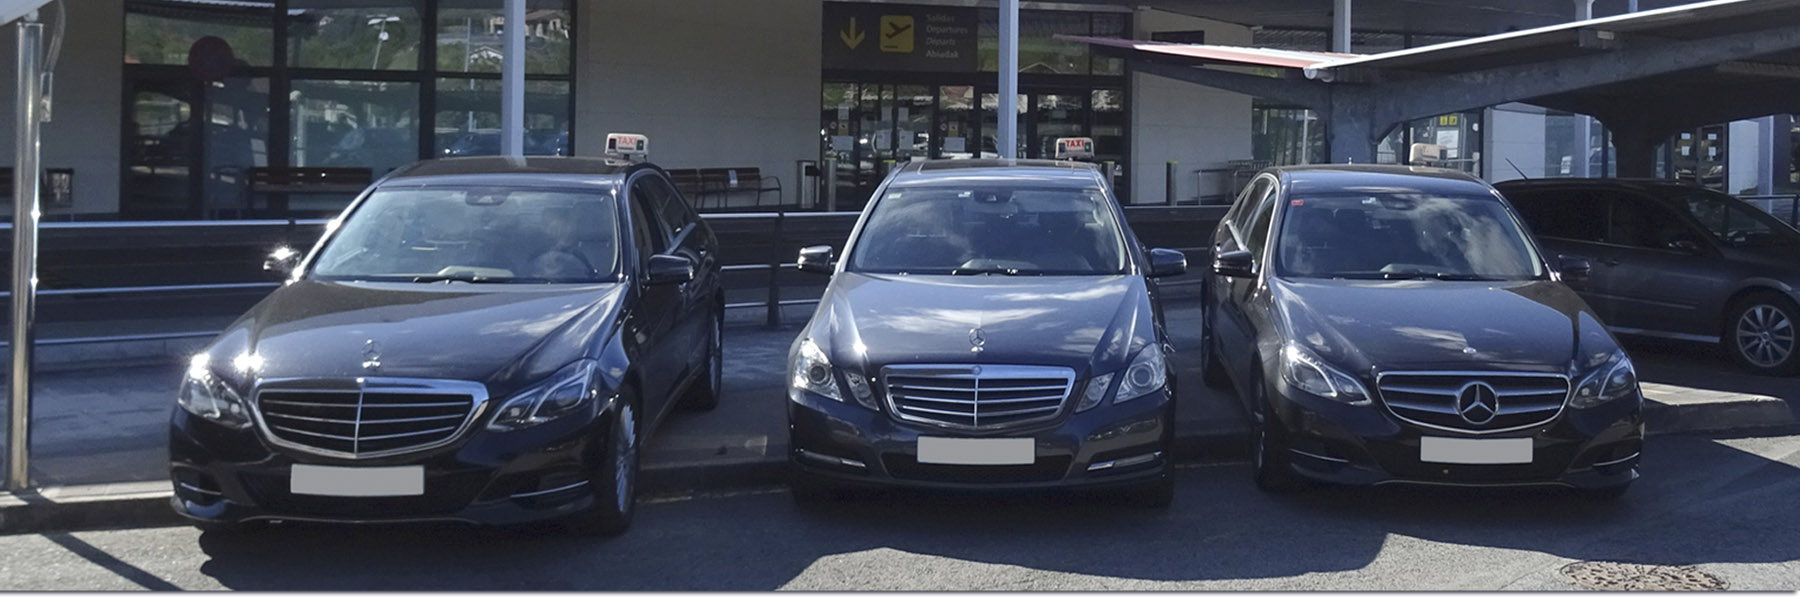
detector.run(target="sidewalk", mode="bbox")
[2,298,1796,533]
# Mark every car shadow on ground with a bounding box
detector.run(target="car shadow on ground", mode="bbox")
[185,432,1800,590]
[1627,337,1800,403]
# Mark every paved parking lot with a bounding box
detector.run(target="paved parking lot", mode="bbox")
[0,431,1795,590]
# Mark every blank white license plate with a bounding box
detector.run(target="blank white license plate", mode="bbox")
[916,437,1035,465]
[290,465,425,497]
[1420,437,1534,465]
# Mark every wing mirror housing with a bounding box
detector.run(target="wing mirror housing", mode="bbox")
[1147,248,1188,278]
[1212,249,1256,279]
[263,247,301,282]
[1557,254,1592,284]
[797,245,835,275]
[645,254,696,286]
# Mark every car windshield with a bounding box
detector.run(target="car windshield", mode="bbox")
[310,186,622,284]
[847,184,1130,276]
[1674,191,1800,248]
[1276,192,1544,281]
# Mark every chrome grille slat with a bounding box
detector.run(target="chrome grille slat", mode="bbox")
[253,378,486,459]
[1376,371,1570,434]
[882,364,1076,431]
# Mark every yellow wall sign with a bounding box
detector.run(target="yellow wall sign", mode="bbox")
[880,15,915,53]
[1437,114,1460,127]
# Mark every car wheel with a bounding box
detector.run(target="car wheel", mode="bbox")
[1249,368,1307,493]
[788,468,840,506]
[567,398,640,536]
[682,310,724,411]
[1726,293,1800,375]
[1201,322,1231,390]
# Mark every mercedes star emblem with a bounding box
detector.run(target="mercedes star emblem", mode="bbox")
[362,339,383,371]
[969,327,986,353]
[1455,381,1499,425]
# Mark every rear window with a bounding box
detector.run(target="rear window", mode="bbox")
[1504,189,1605,242]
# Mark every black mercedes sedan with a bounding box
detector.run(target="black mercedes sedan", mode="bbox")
[1497,178,1800,375]
[1203,165,1642,496]
[786,159,1188,506]
[169,157,723,535]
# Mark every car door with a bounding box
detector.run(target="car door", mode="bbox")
[640,172,716,382]
[1594,191,1726,337]
[625,175,684,417]
[1215,175,1278,381]
[1503,187,1616,320]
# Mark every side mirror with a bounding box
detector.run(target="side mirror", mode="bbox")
[263,247,301,281]
[645,254,695,286]
[1147,248,1188,278]
[1667,238,1705,255]
[797,245,835,275]
[1558,254,1592,284]
[1212,249,1256,279]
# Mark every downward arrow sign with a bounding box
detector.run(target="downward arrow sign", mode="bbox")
[841,17,866,50]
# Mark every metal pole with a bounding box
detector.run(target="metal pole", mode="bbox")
[767,209,784,328]
[1331,0,1352,53]
[1571,0,1594,178]
[9,17,45,492]
[1165,161,1177,206]
[997,0,1019,159]
[500,0,526,157]
[825,158,839,212]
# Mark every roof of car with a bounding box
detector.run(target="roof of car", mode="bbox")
[1270,164,1496,197]
[888,159,1106,188]
[1490,177,1724,196]
[382,157,643,185]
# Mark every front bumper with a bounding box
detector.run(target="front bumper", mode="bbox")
[168,405,610,526]
[1267,379,1644,490]
[787,386,1174,492]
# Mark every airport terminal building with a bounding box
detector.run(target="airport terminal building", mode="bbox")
[2,0,1797,221]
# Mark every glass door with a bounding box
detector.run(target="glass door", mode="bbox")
[980,91,1027,159]
[938,85,977,159]
[1032,91,1087,159]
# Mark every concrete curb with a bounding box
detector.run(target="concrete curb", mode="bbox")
[2,395,1792,536]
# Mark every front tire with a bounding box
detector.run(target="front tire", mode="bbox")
[567,398,641,536]
[682,309,724,411]
[1249,367,1306,493]
[1726,292,1800,375]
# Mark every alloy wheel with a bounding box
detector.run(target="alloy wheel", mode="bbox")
[1735,304,1795,368]
[710,318,723,398]
[613,403,639,513]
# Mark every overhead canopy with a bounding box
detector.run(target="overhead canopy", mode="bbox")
[1081,0,1708,38]
[1059,0,1800,176]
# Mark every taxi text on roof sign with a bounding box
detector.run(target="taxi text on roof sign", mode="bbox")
[1055,137,1096,160]
[605,133,649,163]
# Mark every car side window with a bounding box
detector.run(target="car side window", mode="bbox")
[1242,182,1280,259]
[1680,195,1772,243]
[1604,193,1696,251]
[1230,177,1273,236]
[1507,189,1605,242]
[630,177,676,250]
[643,175,697,240]
[626,185,668,266]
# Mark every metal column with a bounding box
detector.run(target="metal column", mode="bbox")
[500,0,526,157]
[1571,0,1595,178]
[8,16,44,492]
[997,0,1019,159]
[1331,0,1352,53]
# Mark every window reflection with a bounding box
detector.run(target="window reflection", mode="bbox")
[291,80,420,177]
[287,1,424,71]
[437,0,572,75]
[435,79,571,157]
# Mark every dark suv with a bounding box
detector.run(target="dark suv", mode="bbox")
[169,157,723,535]
[1497,178,1800,375]
[1204,166,1642,495]
[786,159,1188,506]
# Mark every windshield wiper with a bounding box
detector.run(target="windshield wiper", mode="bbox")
[949,267,1043,276]
[411,274,544,284]
[1376,271,1504,281]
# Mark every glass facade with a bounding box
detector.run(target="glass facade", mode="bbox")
[121,0,574,220]
[825,5,1130,208]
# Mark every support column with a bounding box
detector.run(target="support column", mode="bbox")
[1327,106,1376,165]
[1571,0,1595,178]
[1612,128,1659,179]
[997,0,1019,159]
[500,0,526,157]
[1331,0,1352,54]
[8,16,45,493]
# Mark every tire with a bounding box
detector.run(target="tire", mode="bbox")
[1202,324,1231,390]
[1124,475,1175,508]
[566,398,641,536]
[1249,368,1307,493]
[681,309,724,411]
[788,468,840,506]
[1725,292,1800,376]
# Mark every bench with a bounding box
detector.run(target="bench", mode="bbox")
[666,167,782,211]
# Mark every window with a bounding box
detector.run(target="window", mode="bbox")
[1243,186,1279,259]
[1506,190,1606,242]
[627,187,666,265]
[437,0,572,75]
[1230,177,1274,239]
[1276,193,1543,280]
[290,80,420,177]
[1676,192,1798,247]
[287,1,424,71]
[630,178,673,254]
[643,176,697,239]
[1604,194,1696,250]
[848,184,1129,276]
[435,79,571,157]
[126,1,273,66]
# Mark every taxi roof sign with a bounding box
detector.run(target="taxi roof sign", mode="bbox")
[1054,137,1095,160]
[605,133,650,162]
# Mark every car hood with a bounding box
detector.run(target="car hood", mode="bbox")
[807,272,1156,376]
[1273,278,1613,373]
[203,279,626,393]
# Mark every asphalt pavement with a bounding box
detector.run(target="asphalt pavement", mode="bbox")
[0,431,1794,591]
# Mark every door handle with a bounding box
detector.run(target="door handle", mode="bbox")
[1604,258,1622,267]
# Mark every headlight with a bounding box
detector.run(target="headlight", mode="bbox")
[1076,344,1168,412]
[177,354,252,429]
[488,359,601,432]
[1572,349,1637,409]
[791,338,845,400]
[1281,343,1370,405]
